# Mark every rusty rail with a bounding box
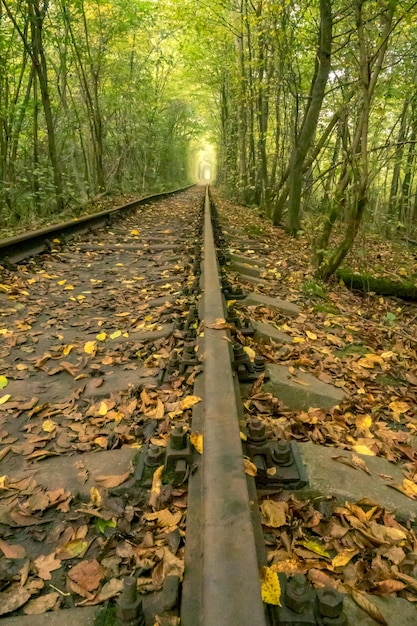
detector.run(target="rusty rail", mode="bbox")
[0,184,195,264]
[182,187,266,625]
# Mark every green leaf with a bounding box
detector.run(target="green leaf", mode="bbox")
[0,376,8,390]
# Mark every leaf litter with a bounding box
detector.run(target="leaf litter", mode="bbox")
[0,189,203,616]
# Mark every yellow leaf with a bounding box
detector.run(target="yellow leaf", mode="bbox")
[261,500,288,528]
[130,229,139,235]
[110,330,122,339]
[190,432,203,454]
[63,344,75,356]
[332,549,358,568]
[89,487,102,507]
[115,312,130,317]
[0,375,8,389]
[301,540,330,558]
[356,414,373,437]
[244,458,257,476]
[180,395,202,410]
[293,336,306,344]
[96,332,107,341]
[149,465,164,509]
[357,353,384,369]
[401,479,417,499]
[58,539,89,560]
[0,476,8,489]
[64,285,74,290]
[306,330,317,340]
[243,346,256,362]
[260,566,281,606]
[389,401,409,417]
[115,263,124,267]
[94,436,108,448]
[42,419,56,433]
[353,444,376,456]
[0,394,11,405]
[98,402,108,417]
[53,238,60,244]
[84,341,97,354]
[240,431,247,442]
[57,280,66,286]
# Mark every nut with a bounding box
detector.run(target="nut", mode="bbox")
[285,574,314,614]
[247,419,266,442]
[317,588,344,618]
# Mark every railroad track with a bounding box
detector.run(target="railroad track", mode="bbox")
[0,185,366,626]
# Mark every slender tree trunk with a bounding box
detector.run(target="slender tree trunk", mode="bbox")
[285,0,332,234]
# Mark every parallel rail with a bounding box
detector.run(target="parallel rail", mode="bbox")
[0,184,195,264]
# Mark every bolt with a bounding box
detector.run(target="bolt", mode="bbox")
[171,425,187,450]
[317,588,344,619]
[272,441,292,466]
[247,419,266,443]
[233,344,246,361]
[167,350,180,375]
[145,444,165,467]
[285,574,314,614]
[253,355,266,372]
[116,576,145,625]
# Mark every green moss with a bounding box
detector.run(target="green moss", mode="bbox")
[94,604,116,626]
[302,280,328,300]
[337,268,417,300]
[313,303,340,314]
[375,374,404,387]
[335,344,369,357]
[244,224,265,236]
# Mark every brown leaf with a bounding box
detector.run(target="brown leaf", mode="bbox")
[34,552,62,580]
[0,538,26,559]
[244,458,257,476]
[261,500,288,528]
[68,559,105,592]
[78,578,124,606]
[23,592,60,614]
[0,585,31,616]
[372,580,405,595]
[94,471,130,489]
[145,509,182,528]
[350,589,388,625]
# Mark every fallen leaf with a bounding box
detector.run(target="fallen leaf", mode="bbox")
[0,394,11,404]
[68,560,105,592]
[23,592,59,614]
[306,330,317,340]
[79,578,124,606]
[350,589,388,625]
[42,419,56,433]
[96,332,107,341]
[389,478,417,500]
[145,509,182,528]
[352,444,376,456]
[332,549,358,568]
[94,471,130,489]
[0,375,8,389]
[373,580,405,595]
[244,458,257,476]
[351,453,371,475]
[206,318,228,329]
[190,432,203,454]
[57,539,89,560]
[260,566,281,606]
[110,330,122,339]
[180,395,201,410]
[389,401,409,421]
[300,541,330,558]
[149,465,164,509]
[357,354,384,369]
[34,553,62,580]
[0,585,31,616]
[0,539,26,559]
[244,346,256,362]
[84,341,97,355]
[261,500,288,528]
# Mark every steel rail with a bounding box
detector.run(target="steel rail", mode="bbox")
[199,186,266,626]
[0,184,195,264]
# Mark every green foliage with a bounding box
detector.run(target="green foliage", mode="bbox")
[302,279,328,300]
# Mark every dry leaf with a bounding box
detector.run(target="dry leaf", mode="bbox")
[149,465,164,509]
[350,589,388,625]
[23,592,59,614]
[352,444,375,456]
[84,341,97,355]
[261,500,288,528]
[260,566,281,606]
[68,560,105,592]
[206,318,228,329]
[180,395,201,410]
[0,538,26,559]
[0,585,31,616]
[145,509,182,528]
[94,471,130,489]
[57,539,89,560]
[190,432,203,454]
[244,458,257,476]
[332,549,358,568]
[34,553,62,580]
